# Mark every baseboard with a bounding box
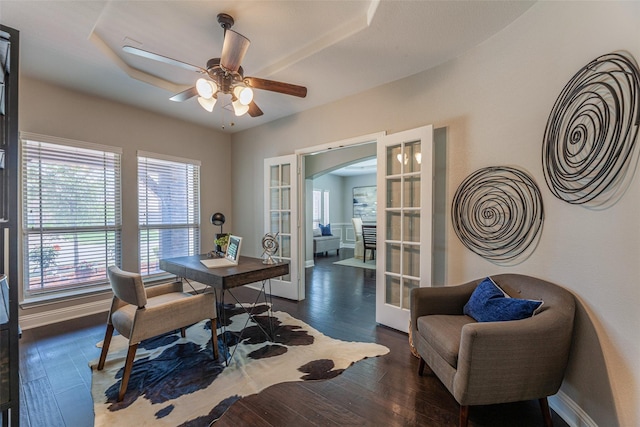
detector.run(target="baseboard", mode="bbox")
[19,298,112,330]
[549,390,598,427]
[305,259,314,268]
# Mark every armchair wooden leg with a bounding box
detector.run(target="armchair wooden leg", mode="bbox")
[211,318,219,359]
[97,324,114,371]
[459,405,469,427]
[418,357,426,376]
[118,343,138,402]
[539,397,553,427]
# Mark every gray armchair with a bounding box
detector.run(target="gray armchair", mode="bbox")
[97,266,218,401]
[410,274,575,427]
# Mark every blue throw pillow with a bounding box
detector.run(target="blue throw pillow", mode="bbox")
[463,277,543,322]
[319,223,332,236]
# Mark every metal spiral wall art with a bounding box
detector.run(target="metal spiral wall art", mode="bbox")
[452,166,544,265]
[542,51,640,208]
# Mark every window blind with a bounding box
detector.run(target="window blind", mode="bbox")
[138,153,200,277]
[21,134,122,297]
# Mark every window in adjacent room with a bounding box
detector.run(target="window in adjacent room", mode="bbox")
[312,189,330,229]
[21,133,122,300]
[138,152,200,277]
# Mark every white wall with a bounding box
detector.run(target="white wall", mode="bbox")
[231,2,640,426]
[18,77,230,324]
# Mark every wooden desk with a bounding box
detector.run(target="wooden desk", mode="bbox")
[159,254,289,290]
[159,254,289,363]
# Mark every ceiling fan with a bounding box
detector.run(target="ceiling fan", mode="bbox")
[122,13,307,118]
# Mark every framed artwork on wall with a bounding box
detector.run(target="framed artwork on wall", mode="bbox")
[353,186,377,222]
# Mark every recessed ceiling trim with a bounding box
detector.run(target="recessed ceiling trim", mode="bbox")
[254,0,380,78]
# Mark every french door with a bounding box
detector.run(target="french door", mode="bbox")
[263,155,302,300]
[375,125,433,332]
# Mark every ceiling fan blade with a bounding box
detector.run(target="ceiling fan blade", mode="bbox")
[123,46,206,74]
[170,87,198,102]
[248,101,264,117]
[220,29,250,72]
[244,77,307,98]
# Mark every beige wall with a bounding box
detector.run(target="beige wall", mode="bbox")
[230,2,640,426]
[18,78,230,322]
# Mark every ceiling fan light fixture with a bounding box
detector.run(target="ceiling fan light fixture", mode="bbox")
[198,95,217,112]
[233,85,254,105]
[232,98,250,116]
[196,78,217,99]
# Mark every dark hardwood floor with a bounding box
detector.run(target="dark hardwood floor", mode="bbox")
[19,249,569,426]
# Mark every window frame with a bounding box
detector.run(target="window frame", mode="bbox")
[20,132,122,302]
[312,188,330,229]
[137,151,201,279]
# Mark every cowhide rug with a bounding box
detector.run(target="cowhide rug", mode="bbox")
[90,304,389,426]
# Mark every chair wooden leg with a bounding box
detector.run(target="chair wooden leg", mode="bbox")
[459,405,469,427]
[180,327,186,338]
[418,357,426,376]
[97,324,114,371]
[211,318,219,359]
[539,397,553,427]
[118,343,138,402]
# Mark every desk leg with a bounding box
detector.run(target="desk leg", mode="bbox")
[225,279,275,342]
[216,279,276,365]
[213,288,231,366]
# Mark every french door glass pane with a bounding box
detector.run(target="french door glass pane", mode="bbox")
[403,211,420,242]
[270,188,280,210]
[386,211,401,241]
[270,165,279,186]
[385,243,401,274]
[281,164,291,185]
[386,178,401,208]
[281,187,291,210]
[281,212,291,234]
[406,140,421,173]
[404,176,420,207]
[270,212,280,234]
[385,275,401,307]
[403,244,420,277]
[386,144,402,176]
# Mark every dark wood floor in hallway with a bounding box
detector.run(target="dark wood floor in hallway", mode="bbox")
[19,249,569,426]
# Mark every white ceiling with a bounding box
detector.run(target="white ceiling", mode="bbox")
[331,158,377,177]
[0,1,534,133]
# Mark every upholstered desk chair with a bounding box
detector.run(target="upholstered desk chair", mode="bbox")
[410,274,575,427]
[97,266,218,402]
[351,218,364,260]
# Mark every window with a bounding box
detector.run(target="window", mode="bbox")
[138,152,200,277]
[21,133,122,299]
[312,189,330,229]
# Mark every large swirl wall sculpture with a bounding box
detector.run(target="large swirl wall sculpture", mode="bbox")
[452,166,544,264]
[542,51,640,207]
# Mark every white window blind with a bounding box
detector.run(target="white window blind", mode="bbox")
[312,189,330,229]
[138,152,200,277]
[21,134,122,298]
